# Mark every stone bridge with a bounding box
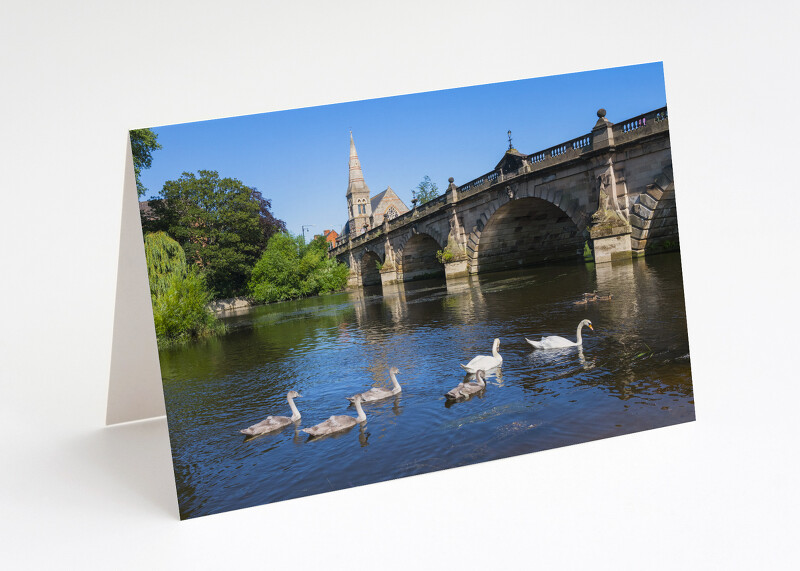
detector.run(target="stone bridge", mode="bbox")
[330,107,677,288]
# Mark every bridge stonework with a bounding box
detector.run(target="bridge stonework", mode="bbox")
[331,107,678,288]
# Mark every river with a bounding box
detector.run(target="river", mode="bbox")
[159,252,694,519]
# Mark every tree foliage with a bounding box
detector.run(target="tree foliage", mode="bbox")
[144,231,187,296]
[144,232,223,347]
[248,234,349,303]
[414,175,439,204]
[145,170,286,298]
[130,128,162,198]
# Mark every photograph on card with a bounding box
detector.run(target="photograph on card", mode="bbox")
[135,62,693,519]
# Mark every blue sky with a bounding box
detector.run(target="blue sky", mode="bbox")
[138,62,667,238]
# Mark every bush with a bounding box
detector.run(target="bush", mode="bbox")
[144,232,224,347]
[152,270,225,346]
[248,233,349,303]
[436,249,455,264]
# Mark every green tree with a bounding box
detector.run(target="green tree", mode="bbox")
[144,230,187,296]
[130,128,162,198]
[144,232,223,346]
[414,175,439,204]
[248,233,349,303]
[148,170,285,298]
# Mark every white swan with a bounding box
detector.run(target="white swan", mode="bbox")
[445,370,487,400]
[346,367,401,403]
[303,395,367,438]
[460,338,502,373]
[526,319,593,349]
[240,390,302,436]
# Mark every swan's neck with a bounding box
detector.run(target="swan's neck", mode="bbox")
[492,343,500,359]
[287,396,301,422]
[353,400,366,422]
[576,323,584,345]
[389,371,401,393]
[476,374,486,388]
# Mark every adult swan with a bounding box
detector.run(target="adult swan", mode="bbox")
[240,390,302,436]
[460,338,502,373]
[526,319,593,349]
[303,395,367,438]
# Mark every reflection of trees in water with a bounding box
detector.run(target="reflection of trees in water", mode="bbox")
[162,295,356,384]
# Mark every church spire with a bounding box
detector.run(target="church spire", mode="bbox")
[347,131,370,196]
[346,131,372,236]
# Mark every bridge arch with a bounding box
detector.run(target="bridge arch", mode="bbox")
[630,166,677,254]
[398,232,445,281]
[358,250,383,286]
[470,196,585,273]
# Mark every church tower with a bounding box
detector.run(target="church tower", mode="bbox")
[346,132,372,236]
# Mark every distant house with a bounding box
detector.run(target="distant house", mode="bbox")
[314,229,339,249]
[323,229,338,249]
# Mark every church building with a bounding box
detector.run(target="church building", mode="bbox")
[343,133,409,236]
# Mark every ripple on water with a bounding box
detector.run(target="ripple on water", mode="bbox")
[160,253,694,518]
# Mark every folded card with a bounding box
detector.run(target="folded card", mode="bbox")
[109,62,694,519]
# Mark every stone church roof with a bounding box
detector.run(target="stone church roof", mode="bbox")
[370,186,407,213]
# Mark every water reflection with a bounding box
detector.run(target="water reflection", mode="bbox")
[160,253,694,519]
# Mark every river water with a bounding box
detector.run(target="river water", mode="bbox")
[160,252,694,519]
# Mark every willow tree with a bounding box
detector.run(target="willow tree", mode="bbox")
[144,231,188,296]
[144,231,223,346]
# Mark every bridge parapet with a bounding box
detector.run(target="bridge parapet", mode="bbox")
[529,132,593,166]
[612,107,668,145]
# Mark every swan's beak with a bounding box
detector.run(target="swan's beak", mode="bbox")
[588,324,594,330]
[297,394,303,398]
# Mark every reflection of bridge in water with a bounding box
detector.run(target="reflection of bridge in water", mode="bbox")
[330,107,678,289]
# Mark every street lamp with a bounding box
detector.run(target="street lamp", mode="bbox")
[507,129,513,150]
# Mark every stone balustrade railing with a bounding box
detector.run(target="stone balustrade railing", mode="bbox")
[613,106,668,136]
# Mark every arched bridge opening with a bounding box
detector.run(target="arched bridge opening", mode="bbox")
[476,197,584,273]
[360,251,383,287]
[401,233,445,282]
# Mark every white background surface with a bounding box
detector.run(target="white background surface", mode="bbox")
[2,1,798,568]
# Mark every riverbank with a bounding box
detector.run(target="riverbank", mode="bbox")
[208,297,253,315]
[208,286,350,317]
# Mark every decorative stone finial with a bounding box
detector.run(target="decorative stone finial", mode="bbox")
[597,108,606,118]
[448,177,454,183]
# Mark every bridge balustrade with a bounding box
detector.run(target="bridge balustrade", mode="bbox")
[613,106,668,135]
